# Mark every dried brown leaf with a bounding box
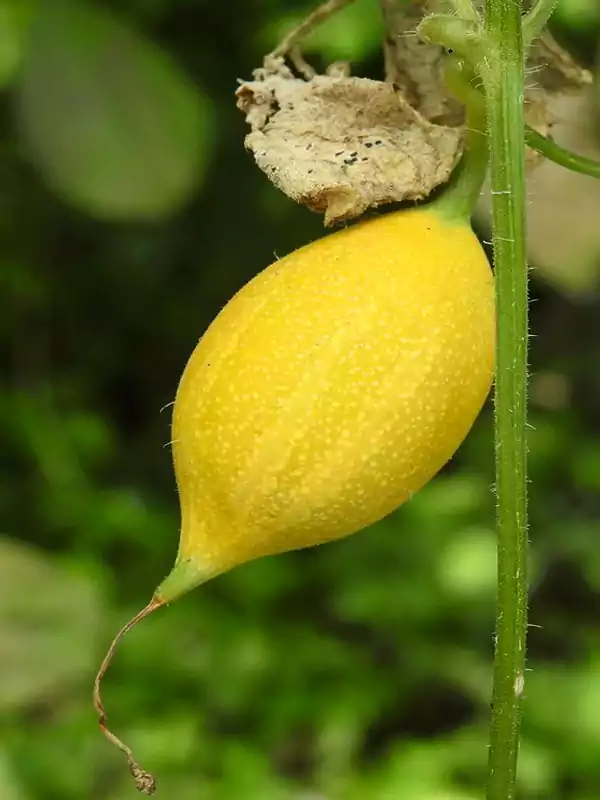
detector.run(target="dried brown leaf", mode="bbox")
[529,31,592,94]
[236,71,461,226]
[238,0,593,221]
[380,0,464,126]
[526,32,593,134]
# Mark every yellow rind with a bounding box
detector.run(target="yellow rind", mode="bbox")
[171,208,495,576]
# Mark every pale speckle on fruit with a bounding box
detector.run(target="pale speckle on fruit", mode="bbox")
[170,207,495,578]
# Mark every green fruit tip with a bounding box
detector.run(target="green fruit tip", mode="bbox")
[155,556,219,603]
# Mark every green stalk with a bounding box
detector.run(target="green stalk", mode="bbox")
[449,0,479,21]
[428,58,488,223]
[482,2,529,799]
[523,0,559,43]
[526,125,600,178]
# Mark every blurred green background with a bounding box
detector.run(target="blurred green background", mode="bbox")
[2,1,600,798]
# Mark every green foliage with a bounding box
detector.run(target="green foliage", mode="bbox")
[16,0,213,220]
[0,0,35,88]
[555,0,600,37]
[262,0,383,63]
[1,1,600,798]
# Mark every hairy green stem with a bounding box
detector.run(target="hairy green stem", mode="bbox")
[448,0,480,22]
[526,125,600,178]
[523,0,559,43]
[418,15,483,63]
[483,3,529,800]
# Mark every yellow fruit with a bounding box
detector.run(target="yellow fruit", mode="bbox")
[93,204,495,794]
[158,206,495,600]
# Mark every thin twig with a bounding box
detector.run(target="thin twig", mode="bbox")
[93,597,165,795]
[288,46,316,80]
[525,125,600,178]
[266,0,356,76]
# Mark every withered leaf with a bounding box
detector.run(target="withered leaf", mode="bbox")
[380,0,464,126]
[236,72,461,226]
[238,0,592,223]
[526,31,592,138]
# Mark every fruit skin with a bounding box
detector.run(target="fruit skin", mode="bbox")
[161,207,495,598]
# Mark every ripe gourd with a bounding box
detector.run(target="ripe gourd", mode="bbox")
[159,206,495,599]
[93,203,494,794]
[101,212,495,786]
